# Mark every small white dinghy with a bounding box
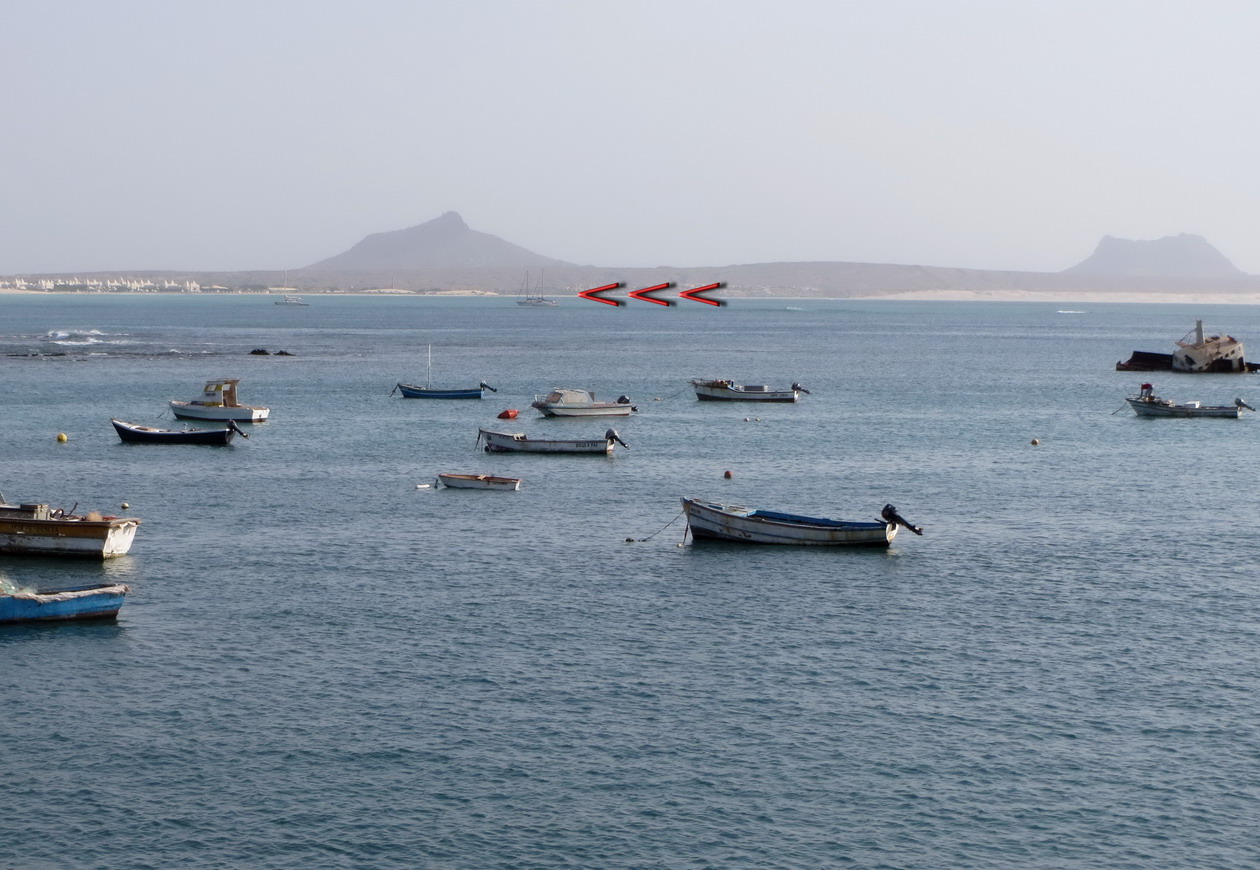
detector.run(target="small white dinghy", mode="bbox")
[436,473,522,491]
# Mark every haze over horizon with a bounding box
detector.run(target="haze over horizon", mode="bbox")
[5,0,1259,275]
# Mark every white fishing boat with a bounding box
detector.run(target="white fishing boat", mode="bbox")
[436,473,522,491]
[1126,383,1254,418]
[476,427,628,454]
[531,388,635,417]
[170,378,270,422]
[681,498,921,547]
[0,501,141,559]
[689,379,809,402]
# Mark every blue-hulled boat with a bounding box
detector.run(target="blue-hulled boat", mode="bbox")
[392,344,496,399]
[0,583,131,624]
[394,383,495,399]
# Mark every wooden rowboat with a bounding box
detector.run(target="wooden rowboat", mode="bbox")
[681,498,921,547]
[476,427,628,454]
[112,418,246,445]
[436,473,522,491]
[1,583,131,624]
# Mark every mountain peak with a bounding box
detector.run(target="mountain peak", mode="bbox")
[1065,233,1243,278]
[305,212,568,271]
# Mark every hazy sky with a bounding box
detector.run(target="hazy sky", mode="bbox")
[5,0,1260,274]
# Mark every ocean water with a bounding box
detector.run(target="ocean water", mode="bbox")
[2,294,1259,869]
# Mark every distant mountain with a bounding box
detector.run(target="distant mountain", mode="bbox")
[305,211,572,271]
[1065,233,1244,278]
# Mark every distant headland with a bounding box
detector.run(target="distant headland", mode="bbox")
[5,213,1259,302]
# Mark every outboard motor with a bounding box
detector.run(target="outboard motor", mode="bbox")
[791,382,811,395]
[480,381,498,393]
[605,428,629,449]
[881,504,923,536]
[1236,398,1255,411]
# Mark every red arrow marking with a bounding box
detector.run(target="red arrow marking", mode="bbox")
[678,282,726,306]
[578,282,625,306]
[628,282,676,306]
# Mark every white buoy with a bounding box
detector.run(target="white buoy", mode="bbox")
[1030,438,1040,446]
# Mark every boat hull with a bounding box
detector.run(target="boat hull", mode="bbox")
[681,498,896,546]
[0,511,141,558]
[437,473,522,490]
[690,380,800,402]
[396,383,485,399]
[533,403,633,417]
[169,401,269,422]
[1126,398,1241,418]
[112,419,238,444]
[0,584,130,623]
[478,429,614,454]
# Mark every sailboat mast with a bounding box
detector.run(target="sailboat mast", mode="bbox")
[426,344,432,388]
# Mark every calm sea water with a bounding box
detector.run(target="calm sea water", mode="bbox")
[2,294,1259,869]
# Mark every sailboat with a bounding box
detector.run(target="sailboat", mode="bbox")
[516,270,559,307]
[392,345,496,399]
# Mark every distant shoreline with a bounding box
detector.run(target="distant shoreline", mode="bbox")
[6,287,1260,304]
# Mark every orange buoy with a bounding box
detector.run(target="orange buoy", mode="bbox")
[723,470,733,479]
[498,409,519,419]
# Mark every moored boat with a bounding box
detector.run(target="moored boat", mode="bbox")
[0,501,141,558]
[436,473,523,491]
[274,294,308,306]
[477,427,628,454]
[681,498,922,547]
[0,581,131,624]
[112,418,246,445]
[689,379,809,402]
[1125,383,1254,418]
[170,378,270,422]
[531,388,635,417]
[393,344,496,398]
[394,382,495,399]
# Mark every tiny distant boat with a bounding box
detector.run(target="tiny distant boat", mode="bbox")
[477,427,628,454]
[111,418,246,445]
[274,294,308,306]
[517,295,559,307]
[690,379,809,403]
[515,270,560,306]
[436,473,523,491]
[531,388,635,417]
[0,582,132,624]
[1126,383,1254,418]
[0,501,141,558]
[170,378,270,422]
[392,345,496,398]
[1117,320,1259,373]
[681,498,922,547]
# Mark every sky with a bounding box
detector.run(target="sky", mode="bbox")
[4,0,1260,275]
